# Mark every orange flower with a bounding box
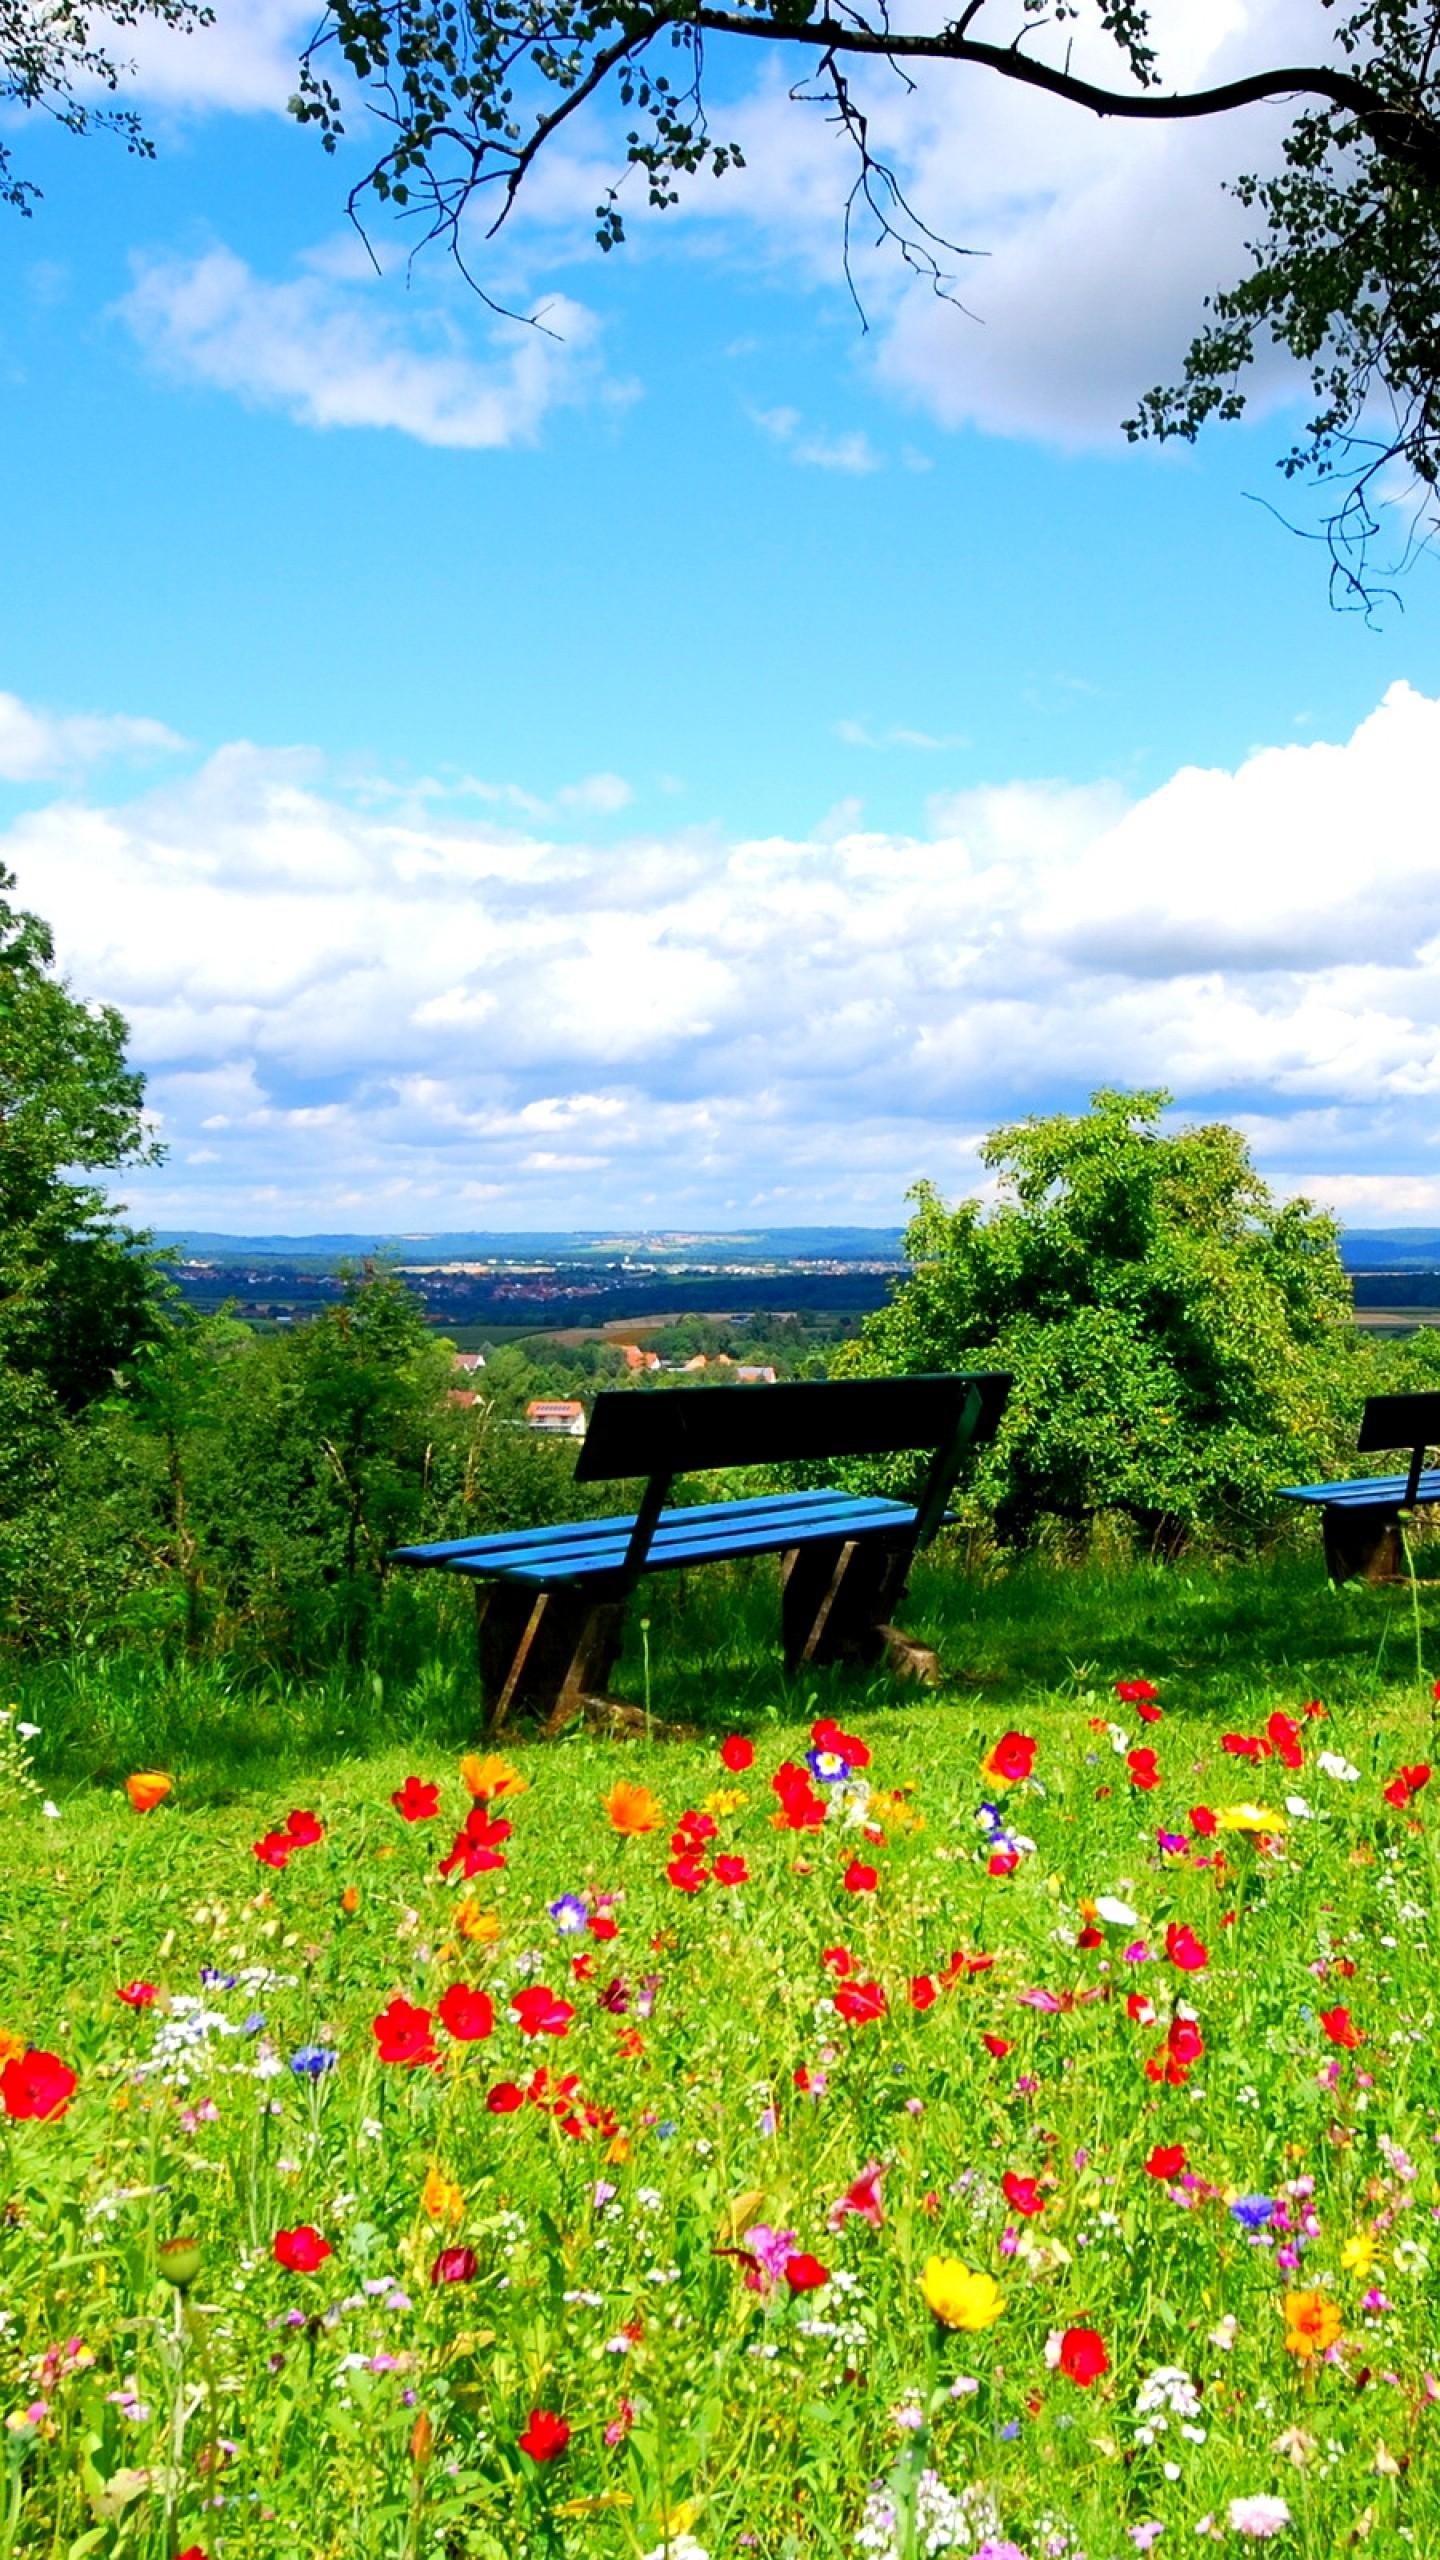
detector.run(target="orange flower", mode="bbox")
[340,1885,361,1915]
[125,1771,173,1814]
[455,1900,501,1945]
[1283,2290,1342,2358]
[0,2029,24,2069]
[603,1779,664,1836]
[460,1752,528,1802]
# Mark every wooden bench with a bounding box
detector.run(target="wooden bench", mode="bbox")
[392,1369,1010,1734]
[1278,1389,1440,1583]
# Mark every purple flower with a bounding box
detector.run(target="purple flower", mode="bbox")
[548,1894,589,1935]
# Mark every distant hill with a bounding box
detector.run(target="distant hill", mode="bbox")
[1340,1231,1440,1271]
[154,1227,907,1265]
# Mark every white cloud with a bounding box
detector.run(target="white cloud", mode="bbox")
[0,691,182,782]
[10,678,1440,1225]
[119,244,621,449]
[752,403,882,473]
[116,2,314,114]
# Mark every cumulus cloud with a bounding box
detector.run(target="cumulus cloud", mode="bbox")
[119,244,621,449]
[8,679,1440,1226]
[115,1,314,115]
[0,691,182,782]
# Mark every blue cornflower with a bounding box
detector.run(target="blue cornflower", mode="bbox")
[805,1747,850,1785]
[1231,2194,1276,2231]
[289,2046,338,2079]
[240,2011,266,2037]
[200,1966,238,1990]
[548,1893,589,1935]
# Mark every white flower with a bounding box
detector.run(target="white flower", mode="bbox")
[1095,1896,1139,1927]
[41,1801,59,1820]
[1317,1752,1359,1783]
[1227,2494,1291,2538]
[15,1722,39,1740]
[1284,1796,1314,1821]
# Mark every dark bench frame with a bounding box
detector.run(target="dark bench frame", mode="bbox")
[393,1370,1010,1733]
[1279,1390,1440,1583]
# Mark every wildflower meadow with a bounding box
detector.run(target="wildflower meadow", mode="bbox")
[1,1675,1437,2560]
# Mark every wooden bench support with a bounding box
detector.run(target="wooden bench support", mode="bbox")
[1322,1502,1404,1586]
[781,1536,936,1681]
[476,1583,629,1735]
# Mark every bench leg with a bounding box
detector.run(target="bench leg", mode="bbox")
[781,1539,935,1681]
[1322,1503,1404,1585]
[476,1585,629,1735]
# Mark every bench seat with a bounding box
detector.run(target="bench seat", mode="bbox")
[1278,1471,1440,1509]
[394,1487,938,1587]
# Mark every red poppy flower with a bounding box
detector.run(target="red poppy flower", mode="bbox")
[910,1974,937,2012]
[518,2409,570,2463]
[1384,1762,1431,1809]
[1057,2325,1109,2385]
[1115,1678,1159,1707]
[1189,1805,1217,1837]
[666,1854,708,1894]
[253,1831,293,1870]
[588,1910,619,1940]
[812,1716,870,1770]
[438,1805,513,1879]
[1002,2172,1044,2218]
[438,1984,495,2042]
[486,2080,525,2112]
[1320,2004,1362,2048]
[720,1735,754,1772]
[431,2246,479,2284]
[783,2251,829,2292]
[1164,1923,1209,1974]
[273,2224,332,2273]
[176,2547,209,2559]
[822,1945,855,1979]
[372,1996,438,2068]
[982,2032,1012,2059]
[834,1979,887,2024]
[511,1986,576,2038]
[284,1808,324,1845]
[116,1981,157,2007]
[985,1730,1037,1783]
[1222,1733,1270,1762]
[1126,1992,1156,2027]
[988,1849,1020,1877]
[713,1854,749,1886]
[391,1775,441,1822]
[1076,1924,1104,1950]
[671,1811,717,1851]
[1168,2018,1204,2064]
[1,2048,76,2122]
[1265,1711,1303,1770]
[828,2163,885,2229]
[1126,1747,1160,1791]
[842,1858,878,1894]
[1145,2142,1186,2179]
[770,1764,826,1830]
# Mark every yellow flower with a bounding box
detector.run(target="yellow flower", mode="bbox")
[1216,1803,1285,1835]
[455,1899,501,1945]
[919,2256,1005,2332]
[1340,2233,1377,2279]
[603,1780,664,1836]
[421,2166,464,2225]
[124,1771,173,1814]
[460,1752,527,1802]
[1283,2289,1342,2358]
[702,1787,746,1817]
[0,2029,25,2069]
[867,1787,925,1836]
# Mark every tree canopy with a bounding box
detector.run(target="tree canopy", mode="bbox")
[837,1087,1356,1550]
[295,0,1440,598]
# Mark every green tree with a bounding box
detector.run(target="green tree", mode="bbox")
[839,1088,1354,1550]
[298,0,1440,598]
[1,3,211,213]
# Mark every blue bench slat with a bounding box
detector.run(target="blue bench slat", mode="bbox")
[1280,1470,1440,1508]
[392,1486,869,1569]
[484,1503,933,1586]
[408,1494,929,1587]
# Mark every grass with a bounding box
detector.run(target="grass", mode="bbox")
[13,1540,1440,1797]
[1,1552,1439,2556]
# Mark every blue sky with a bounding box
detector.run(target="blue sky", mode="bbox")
[5,1,1440,1231]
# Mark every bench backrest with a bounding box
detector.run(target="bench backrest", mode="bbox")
[1357,1390,1440,1507]
[574,1370,1011,1580]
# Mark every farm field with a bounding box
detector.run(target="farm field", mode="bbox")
[1,1561,1438,2559]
